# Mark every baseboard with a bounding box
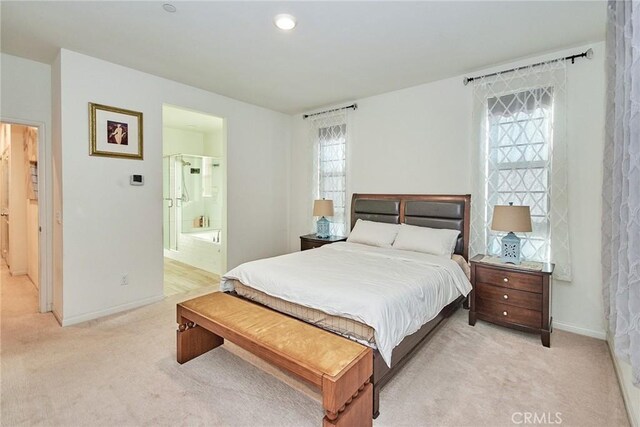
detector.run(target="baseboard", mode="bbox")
[10,269,28,276]
[553,321,606,340]
[27,273,39,290]
[51,308,63,326]
[60,294,164,326]
[607,337,638,427]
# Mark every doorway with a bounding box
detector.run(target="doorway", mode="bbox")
[162,105,226,297]
[0,123,41,309]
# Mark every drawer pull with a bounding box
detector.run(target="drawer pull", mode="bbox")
[503,277,509,283]
[503,311,508,316]
[503,294,509,299]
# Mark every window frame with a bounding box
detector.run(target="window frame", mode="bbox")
[315,122,347,236]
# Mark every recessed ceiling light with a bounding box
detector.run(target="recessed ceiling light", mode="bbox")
[162,3,176,13]
[274,14,296,31]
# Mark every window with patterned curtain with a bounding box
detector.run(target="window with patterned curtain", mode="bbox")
[486,88,553,261]
[470,61,572,281]
[311,111,348,236]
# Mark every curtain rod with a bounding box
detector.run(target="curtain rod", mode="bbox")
[303,103,358,119]
[463,48,594,86]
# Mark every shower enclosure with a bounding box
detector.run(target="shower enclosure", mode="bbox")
[163,154,223,274]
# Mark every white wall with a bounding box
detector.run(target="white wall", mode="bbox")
[56,49,290,325]
[204,129,223,157]
[162,127,205,156]
[553,44,606,339]
[0,54,51,130]
[289,42,607,339]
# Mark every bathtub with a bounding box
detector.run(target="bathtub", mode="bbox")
[164,229,223,275]
[187,229,222,244]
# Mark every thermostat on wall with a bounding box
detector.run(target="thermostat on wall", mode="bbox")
[130,174,144,186]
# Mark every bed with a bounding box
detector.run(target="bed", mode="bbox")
[222,193,471,417]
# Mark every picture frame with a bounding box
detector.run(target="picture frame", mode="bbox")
[89,102,143,160]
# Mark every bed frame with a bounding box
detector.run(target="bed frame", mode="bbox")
[350,193,470,417]
[231,193,471,418]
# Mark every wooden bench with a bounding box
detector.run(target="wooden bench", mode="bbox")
[177,292,373,427]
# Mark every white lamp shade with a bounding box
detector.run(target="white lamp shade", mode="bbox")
[491,205,532,232]
[313,199,334,217]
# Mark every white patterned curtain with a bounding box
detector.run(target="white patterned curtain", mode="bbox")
[602,0,640,385]
[470,61,572,281]
[310,110,348,236]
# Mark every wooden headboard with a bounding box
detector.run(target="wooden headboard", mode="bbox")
[350,194,471,260]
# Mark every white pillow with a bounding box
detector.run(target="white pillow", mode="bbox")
[347,219,400,247]
[392,223,460,257]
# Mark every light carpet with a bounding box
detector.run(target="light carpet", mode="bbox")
[1,263,629,426]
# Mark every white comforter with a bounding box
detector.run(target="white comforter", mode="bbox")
[220,242,472,367]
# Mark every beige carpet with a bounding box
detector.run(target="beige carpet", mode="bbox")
[1,262,629,426]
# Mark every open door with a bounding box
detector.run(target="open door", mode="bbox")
[0,150,9,263]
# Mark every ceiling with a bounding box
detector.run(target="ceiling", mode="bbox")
[163,104,223,134]
[1,1,606,114]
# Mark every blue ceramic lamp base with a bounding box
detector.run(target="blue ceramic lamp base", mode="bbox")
[501,231,522,265]
[316,216,331,238]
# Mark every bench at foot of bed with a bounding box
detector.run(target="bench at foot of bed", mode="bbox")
[177,292,373,427]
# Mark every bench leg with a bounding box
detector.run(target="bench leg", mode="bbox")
[177,315,224,364]
[323,382,372,427]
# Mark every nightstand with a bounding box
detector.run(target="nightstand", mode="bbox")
[300,234,347,251]
[468,254,554,347]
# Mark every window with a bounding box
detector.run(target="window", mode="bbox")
[471,63,571,279]
[316,123,347,236]
[485,88,553,262]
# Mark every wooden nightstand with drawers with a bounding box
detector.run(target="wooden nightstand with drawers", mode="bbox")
[469,254,555,347]
[299,234,347,251]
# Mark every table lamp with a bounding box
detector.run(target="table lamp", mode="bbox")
[491,203,532,265]
[313,199,334,238]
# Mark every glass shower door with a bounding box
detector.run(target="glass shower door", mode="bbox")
[180,155,202,233]
[163,156,178,250]
[179,155,222,234]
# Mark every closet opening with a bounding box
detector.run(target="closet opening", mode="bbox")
[0,122,46,314]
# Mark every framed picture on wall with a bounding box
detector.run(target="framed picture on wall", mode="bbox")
[89,102,143,160]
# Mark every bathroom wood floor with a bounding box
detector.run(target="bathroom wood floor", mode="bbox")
[164,258,219,297]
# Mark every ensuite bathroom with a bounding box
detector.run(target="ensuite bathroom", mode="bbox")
[162,105,225,295]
